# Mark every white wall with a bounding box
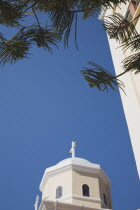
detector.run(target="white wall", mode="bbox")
[105,3,140,179]
[42,169,73,201]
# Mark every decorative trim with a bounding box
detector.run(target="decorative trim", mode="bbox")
[56,195,72,201]
[40,165,72,192]
[40,164,110,192]
[57,195,107,209]
[72,194,101,203]
[39,199,112,210]
[56,194,102,205]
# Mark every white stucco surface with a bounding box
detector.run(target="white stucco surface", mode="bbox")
[44,158,100,173]
[103,2,140,179]
[38,199,112,210]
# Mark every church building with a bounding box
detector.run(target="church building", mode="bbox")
[35,142,112,210]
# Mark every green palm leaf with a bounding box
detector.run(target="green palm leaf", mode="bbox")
[81,61,124,92]
[0,0,23,27]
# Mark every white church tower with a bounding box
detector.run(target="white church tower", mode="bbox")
[37,142,112,210]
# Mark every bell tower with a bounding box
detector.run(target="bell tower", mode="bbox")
[37,142,112,210]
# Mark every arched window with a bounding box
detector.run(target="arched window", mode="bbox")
[56,186,62,199]
[82,184,90,197]
[103,193,107,206]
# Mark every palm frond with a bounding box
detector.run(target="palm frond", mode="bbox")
[104,13,137,42]
[0,0,132,66]
[0,0,23,27]
[0,25,61,65]
[123,52,140,74]
[79,0,129,19]
[27,26,61,51]
[48,0,77,47]
[35,0,129,47]
[0,40,31,65]
[0,33,6,42]
[81,61,124,92]
[121,34,140,52]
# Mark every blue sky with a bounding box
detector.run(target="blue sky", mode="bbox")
[0,15,140,210]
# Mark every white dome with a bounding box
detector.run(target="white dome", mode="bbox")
[58,157,91,165]
[44,157,100,174]
[56,157,100,169]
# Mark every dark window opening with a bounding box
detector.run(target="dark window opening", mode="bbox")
[103,193,108,207]
[132,0,140,7]
[56,186,62,199]
[82,184,90,197]
[125,9,133,21]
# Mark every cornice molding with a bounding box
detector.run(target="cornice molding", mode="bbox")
[57,194,107,208]
[40,164,110,192]
[39,199,112,210]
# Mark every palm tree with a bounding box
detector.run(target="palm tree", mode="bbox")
[82,10,140,91]
[1,0,140,91]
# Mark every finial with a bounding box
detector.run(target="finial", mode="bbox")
[34,195,40,210]
[69,141,77,158]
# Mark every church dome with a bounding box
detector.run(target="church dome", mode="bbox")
[43,157,100,175]
[56,157,100,169]
[58,157,92,165]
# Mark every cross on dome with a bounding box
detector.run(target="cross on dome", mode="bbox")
[69,141,77,158]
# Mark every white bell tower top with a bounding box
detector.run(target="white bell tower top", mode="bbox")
[38,142,112,210]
